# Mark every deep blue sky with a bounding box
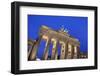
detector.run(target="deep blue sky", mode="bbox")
[28,15,88,59]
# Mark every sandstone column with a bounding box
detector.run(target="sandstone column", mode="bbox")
[60,41,66,59]
[73,46,77,58]
[65,42,68,59]
[71,45,74,59]
[67,43,72,59]
[42,38,51,60]
[28,40,36,60]
[28,35,42,60]
[51,39,58,60]
[55,40,59,60]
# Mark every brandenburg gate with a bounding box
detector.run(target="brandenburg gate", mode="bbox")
[28,25,80,60]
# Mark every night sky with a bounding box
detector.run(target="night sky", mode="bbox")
[28,15,88,59]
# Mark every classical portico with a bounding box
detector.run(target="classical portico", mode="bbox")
[28,25,80,60]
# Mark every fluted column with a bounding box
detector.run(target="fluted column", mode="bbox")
[42,38,51,60]
[73,46,77,58]
[60,42,66,59]
[65,42,68,59]
[28,35,42,60]
[67,43,72,59]
[28,40,36,60]
[71,45,74,59]
[51,39,58,60]
[55,51,58,60]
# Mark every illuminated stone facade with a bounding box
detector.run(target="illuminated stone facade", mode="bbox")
[28,25,80,60]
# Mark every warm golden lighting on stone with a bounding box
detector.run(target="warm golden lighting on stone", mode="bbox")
[28,25,84,61]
